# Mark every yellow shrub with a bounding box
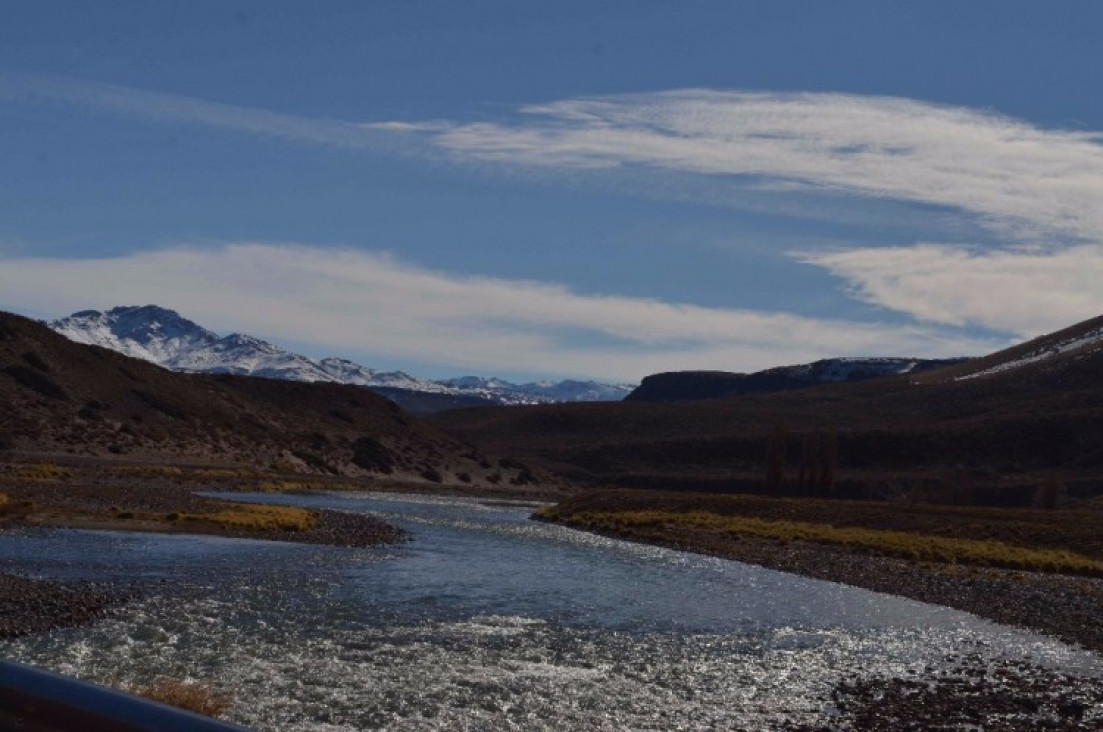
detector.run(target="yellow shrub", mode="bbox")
[109,465,184,477]
[191,469,244,480]
[181,504,317,532]
[562,509,1103,577]
[251,480,359,494]
[17,463,70,481]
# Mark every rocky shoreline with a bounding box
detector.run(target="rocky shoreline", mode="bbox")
[538,520,1103,729]
[280,506,408,547]
[0,508,406,642]
[0,466,414,641]
[787,654,1103,731]
[538,518,1103,655]
[0,574,131,639]
[2,491,1101,729]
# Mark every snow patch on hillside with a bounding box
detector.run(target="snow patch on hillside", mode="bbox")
[956,326,1103,381]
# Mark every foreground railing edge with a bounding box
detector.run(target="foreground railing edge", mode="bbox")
[0,659,253,732]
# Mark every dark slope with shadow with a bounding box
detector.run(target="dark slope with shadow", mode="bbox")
[625,358,968,402]
[434,314,1103,503]
[0,311,546,488]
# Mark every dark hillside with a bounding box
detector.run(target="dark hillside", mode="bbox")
[626,358,968,402]
[915,313,1103,387]
[368,386,497,415]
[0,311,544,488]
[435,314,1103,504]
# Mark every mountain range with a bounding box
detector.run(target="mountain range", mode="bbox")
[49,306,633,412]
[9,303,1103,505]
[47,305,985,414]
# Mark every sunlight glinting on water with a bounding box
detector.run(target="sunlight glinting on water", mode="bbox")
[1,493,1100,730]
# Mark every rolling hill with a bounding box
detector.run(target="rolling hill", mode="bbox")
[625,357,968,402]
[434,313,1103,505]
[0,310,550,489]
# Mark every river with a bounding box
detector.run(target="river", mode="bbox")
[1,492,1100,729]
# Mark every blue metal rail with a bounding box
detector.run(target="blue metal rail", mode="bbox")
[0,660,253,731]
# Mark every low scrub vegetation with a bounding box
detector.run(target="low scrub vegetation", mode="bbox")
[253,480,359,493]
[543,490,1103,559]
[128,677,232,718]
[2,364,68,400]
[107,465,184,478]
[351,436,394,473]
[131,389,188,420]
[190,468,259,480]
[17,463,71,481]
[290,449,335,474]
[176,504,317,532]
[538,492,1103,577]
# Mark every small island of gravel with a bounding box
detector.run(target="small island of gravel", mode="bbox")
[0,457,414,639]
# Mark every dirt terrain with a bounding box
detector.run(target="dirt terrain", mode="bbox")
[4,308,1103,728]
[0,311,561,492]
[435,316,1103,505]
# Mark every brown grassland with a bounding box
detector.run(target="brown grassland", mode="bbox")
[537,490,1103,574]
[0,458,405,546]
[537,489,1103,652]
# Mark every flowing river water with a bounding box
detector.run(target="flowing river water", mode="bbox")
[1,492,1101,730]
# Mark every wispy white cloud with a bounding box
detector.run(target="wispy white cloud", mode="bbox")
[8,73,1103,245]
[428,90,1103,243]
[5,73,1101,349]
[0,243,998,381]
[799,243,1103,336]
[422,90,1103,334]
[0,71,401,152]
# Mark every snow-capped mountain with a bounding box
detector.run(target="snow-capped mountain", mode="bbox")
[52,306,220,365]
[49,306,634,408]
[53,306,338,383]
[438,376,633,402]
[517,379,637,402]
[317,357,450,393]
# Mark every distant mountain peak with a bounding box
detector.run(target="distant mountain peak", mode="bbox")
[48,305,635,411]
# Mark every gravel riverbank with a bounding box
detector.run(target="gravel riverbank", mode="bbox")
[542,521,1103,729]
[538,520,1103,655]
[787,654,1103,731]
[0,506,405,641]
[0,574,130,639]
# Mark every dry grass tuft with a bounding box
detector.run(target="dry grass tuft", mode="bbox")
[544,507,1103,577]
[253,480,359,493]
[130,677,232,718]
[108,465,184,477]
[191,468,260,480]
[180,503,318,532]
[17,463,71,481]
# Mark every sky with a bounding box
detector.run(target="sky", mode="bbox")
[2,1,1103,383]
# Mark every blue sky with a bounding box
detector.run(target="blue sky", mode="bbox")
[2,1,1102,382]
